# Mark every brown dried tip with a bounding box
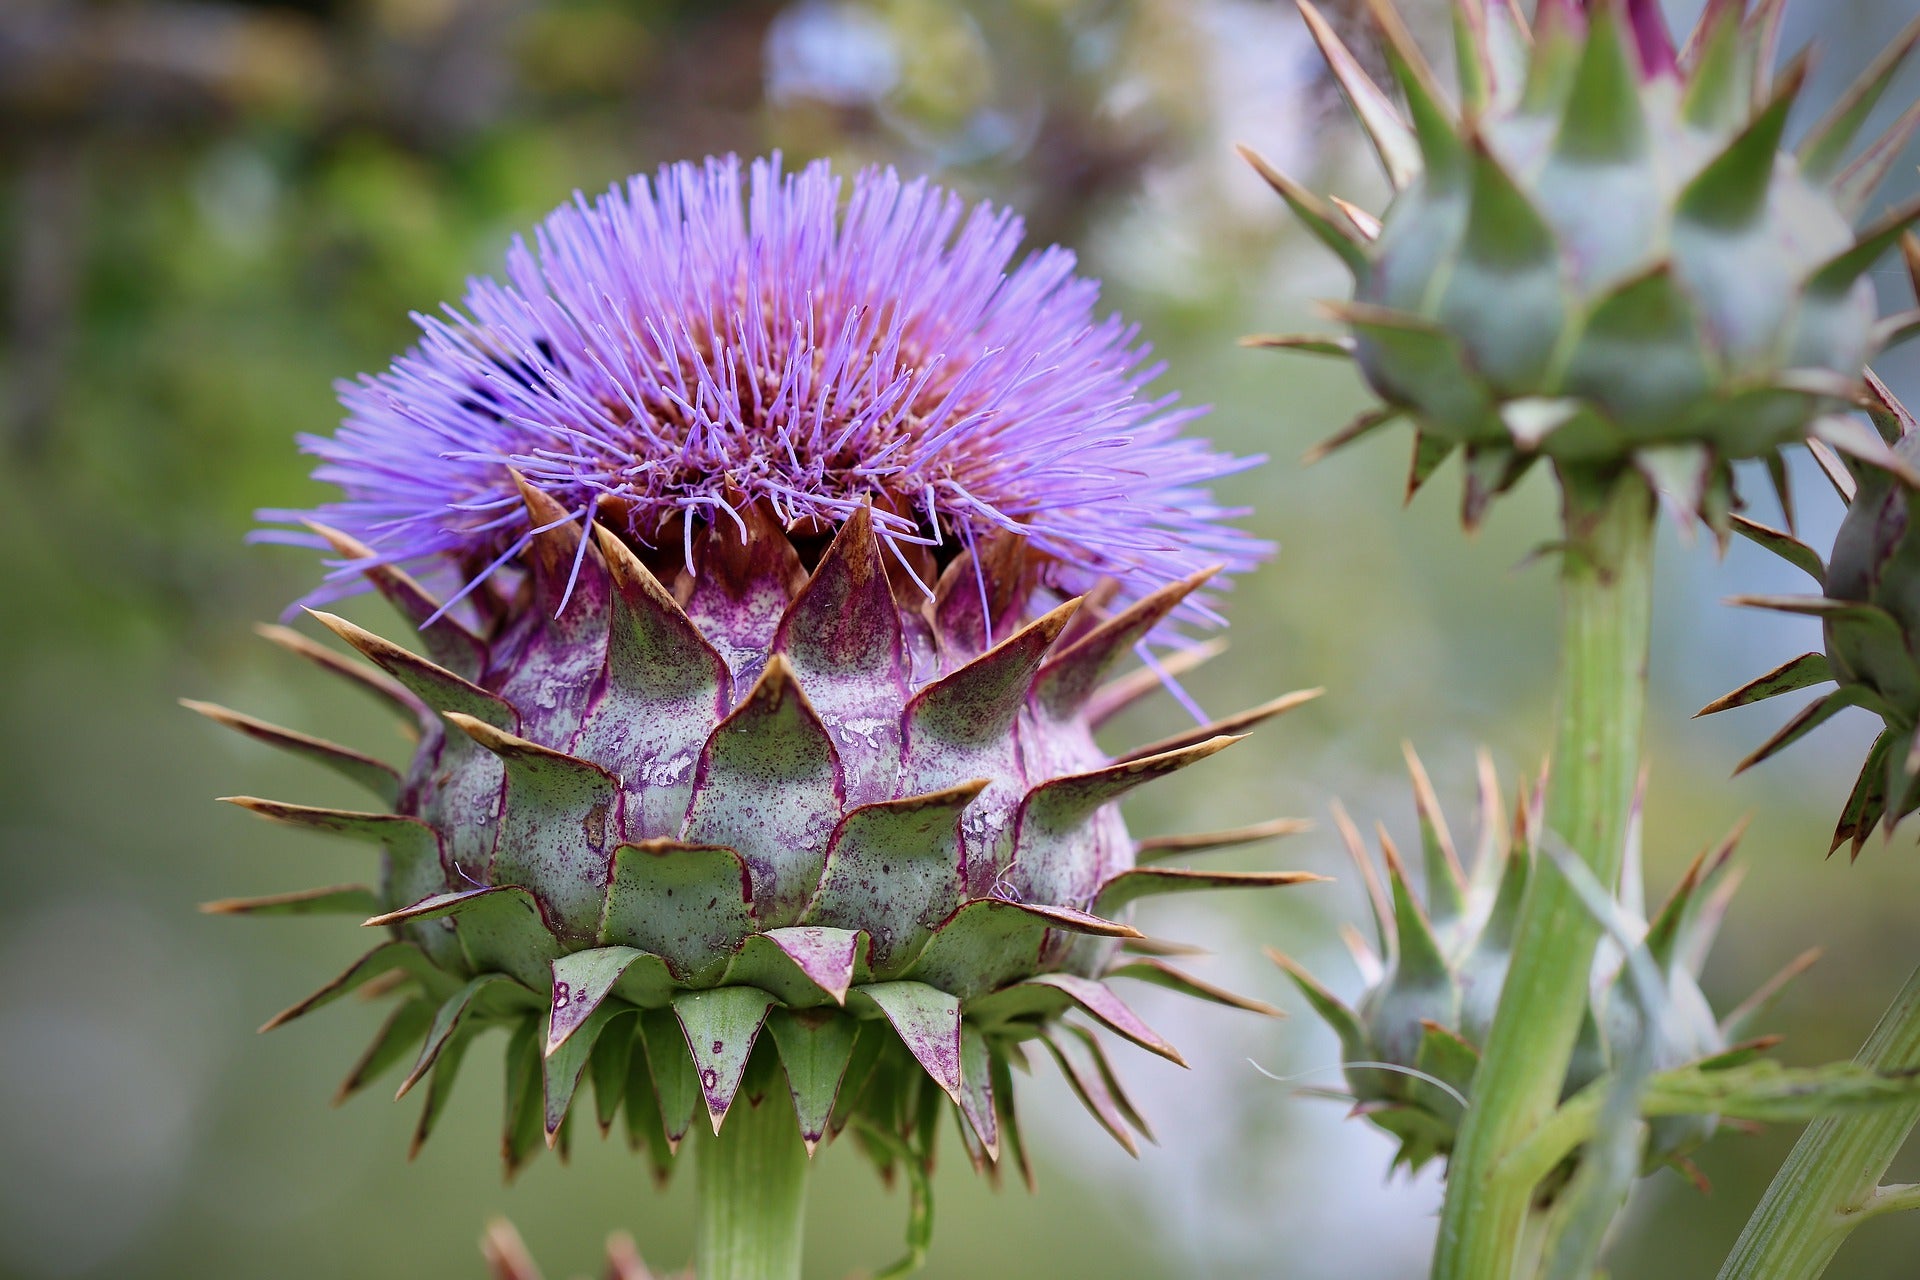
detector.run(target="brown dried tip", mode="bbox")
[1036,563,1223,715]
[593,520,687,612]
[1329,798,1391,948]
[1086,636,1228,727]
[1121,936,1213,958]
[1331,196,1382,239]
[252,621,422,728]
[1402,740,1464,886]
[511,469,582,567]
[1134,816,1313,861]
[602,1232,660,1280]
[1116,687,1323,764]
[481,1219,543,1280]
[299,519,486,673]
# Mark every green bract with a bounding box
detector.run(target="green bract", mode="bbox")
[1247,0,1920,529]
[1705,375,1920,855]
[1272,748,1803,1178]
[194,488,1320,1187]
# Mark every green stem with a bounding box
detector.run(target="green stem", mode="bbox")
[1516,1208,1555,1278]
[1857,1183,1920,1225]
[1433,471,1656,1280]
[696,1098,810,1280]
[1718,960,1920,1280]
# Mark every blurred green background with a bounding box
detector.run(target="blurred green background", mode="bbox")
[4,0,1920,1276]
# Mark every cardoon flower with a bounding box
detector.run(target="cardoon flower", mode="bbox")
[192,154,1318,1271]
[1245,0,1920,529]
[1704,373,1920,855]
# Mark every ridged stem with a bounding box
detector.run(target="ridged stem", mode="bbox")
[1718,959,1920,1279]
[1432,470,1656,1280]
[695,1097,809,1280]
[1516,1207,1554,1277]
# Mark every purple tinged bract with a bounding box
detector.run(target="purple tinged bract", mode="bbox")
[262,154,1265,624]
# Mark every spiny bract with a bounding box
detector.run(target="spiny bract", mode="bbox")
[1703,373,1920,856]
[1270,747,1811,1179]
[194,155,1318,1194]
[1246,0,1920,530]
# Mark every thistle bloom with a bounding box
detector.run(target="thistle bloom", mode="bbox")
[194,154,1317,1251]
[1244,0,1920,530]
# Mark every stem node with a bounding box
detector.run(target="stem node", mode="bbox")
[1719,961,1920,1279]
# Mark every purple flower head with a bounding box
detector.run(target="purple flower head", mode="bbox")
[263,154,1267,629]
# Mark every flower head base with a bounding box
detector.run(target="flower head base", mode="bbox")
[1272,748,1804,1179]
[263,154,1264,629]
[196,155,1313,1216]
[1245,0,1920,532]
[1703,374,1920,855]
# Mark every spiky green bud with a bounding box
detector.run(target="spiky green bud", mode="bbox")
[1249,0,1920,530]
[1272,747,1808,1181]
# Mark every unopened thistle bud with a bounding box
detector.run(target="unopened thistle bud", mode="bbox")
[1272,747,1809,1180]
[1246,0,1920,531]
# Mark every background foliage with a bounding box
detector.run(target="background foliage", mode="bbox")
[2,0,1919,1275]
